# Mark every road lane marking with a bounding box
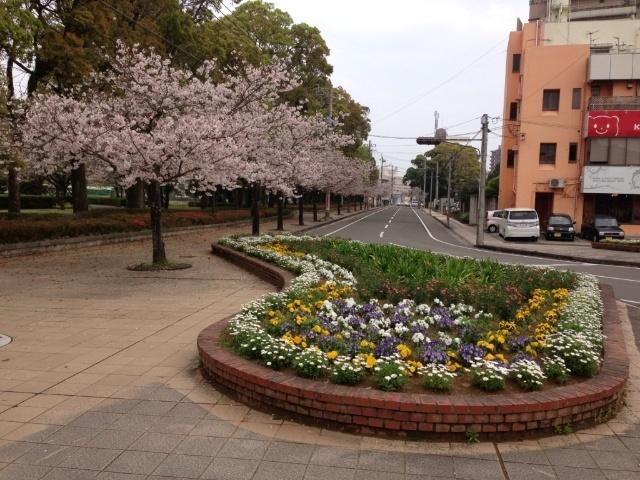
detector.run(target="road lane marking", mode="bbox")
[594,275,640,284]
[622,298,640,304]
[379,232,384,238]
[322,207,391,237]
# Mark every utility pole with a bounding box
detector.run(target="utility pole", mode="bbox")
[380,155,386,205]
[476,114,489,246]
[391,165,395,205]
[446,153,453,227]
[435,160,439,212]
[325,87,333,220]
[423,111,438,209]
[429,170,434,214]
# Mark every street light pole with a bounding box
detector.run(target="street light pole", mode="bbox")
[476,114,489,246]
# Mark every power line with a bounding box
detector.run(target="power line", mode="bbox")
[374,39,506,123]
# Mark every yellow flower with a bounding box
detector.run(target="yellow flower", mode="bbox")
[494,353,507,363]
[312,325,322,334]
[270,318,281,326]
[447,362,461,372]
[484,353,495,361]
[327,351,338,360]
[396,344,412,359]
[365,355,376,369]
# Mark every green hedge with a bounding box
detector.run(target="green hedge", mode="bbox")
[88,196,126,207]
[0,194,57,209]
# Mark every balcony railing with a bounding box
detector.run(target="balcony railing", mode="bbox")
[589,96,640,110]
[571,0,636,11]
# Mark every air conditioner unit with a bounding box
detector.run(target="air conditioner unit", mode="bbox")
[549,178,565,188]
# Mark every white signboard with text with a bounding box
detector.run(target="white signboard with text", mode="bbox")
[582,166,640,195]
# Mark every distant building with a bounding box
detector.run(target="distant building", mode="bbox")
[499,0,640,234]
[380,165,411,204]
[489,146,501,176]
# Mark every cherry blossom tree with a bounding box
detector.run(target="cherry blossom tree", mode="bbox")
[21,43,297,267]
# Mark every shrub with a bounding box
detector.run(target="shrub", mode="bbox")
[88,196,126,207]
[260,340,294,370]
[330,356,365,385]
[0,194,56,209]
[470,360,508,391]
[509,359,546,391]
[419,363,455,393]
[293,348,328,379]
[542,356,569,384]
[373,356,407,391]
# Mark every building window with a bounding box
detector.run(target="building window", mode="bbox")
[539,143,557,165]
[588,138,609,163]
[509,102,518,120]
[569,143,578,163]
[507,149,516,168]
[609,139,627,165]
[591,83,601,97]
[572,88,581,109]
[542,89,560,111]
[627,139,640,165]
[512,53,521,73]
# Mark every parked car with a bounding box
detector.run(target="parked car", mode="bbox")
[581,215,625,242]
[486,210,504,233]
[544,214,575,241]
[499,208,540,241]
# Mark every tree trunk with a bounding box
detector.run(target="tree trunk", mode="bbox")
[7,166,20,219]
[312,192,318,222]
[251,182,260,235]
[211,191,217,215]
[162,185,172,210]
[71,164,89,216]
[200,192,208,210]
[276,192,284,231]
[298,193,304,226]
[346,196,351,213]
[126,180,145,209]
[337,195,341,215]
[149,180,167,265]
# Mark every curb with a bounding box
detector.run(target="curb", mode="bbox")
[428,212,640,268]
[199,244,628,439]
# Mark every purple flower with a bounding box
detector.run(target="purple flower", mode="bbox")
[509,352,532,364]
[431,306,454,330]
[507,336,530,352]
[374,336,397,357]
[458,343,485,366]
[421,340,448,364]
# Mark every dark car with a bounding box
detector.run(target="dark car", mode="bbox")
[581,215,625,242]
[544,214,575,241]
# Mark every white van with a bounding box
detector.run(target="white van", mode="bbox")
[498,208,540,241]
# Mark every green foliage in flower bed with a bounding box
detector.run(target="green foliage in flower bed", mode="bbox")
[220,235,604,394]
[284,238,576,318]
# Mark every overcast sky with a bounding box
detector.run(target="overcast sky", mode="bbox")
[269,0,530,174]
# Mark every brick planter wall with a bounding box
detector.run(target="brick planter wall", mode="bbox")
[198,244,629,439]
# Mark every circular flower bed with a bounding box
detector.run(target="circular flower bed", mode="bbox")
[218,235,604,394]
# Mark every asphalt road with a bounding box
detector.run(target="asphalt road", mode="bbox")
[307,206,640,308]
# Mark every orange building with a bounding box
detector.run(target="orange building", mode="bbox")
[499,0,640,235]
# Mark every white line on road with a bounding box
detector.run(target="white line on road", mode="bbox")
[322,207,390,237]
[622,298,640,304]
[596,275,640,284]
[379,232,384,238]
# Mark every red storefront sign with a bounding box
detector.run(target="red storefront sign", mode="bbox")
[587,110,640,137]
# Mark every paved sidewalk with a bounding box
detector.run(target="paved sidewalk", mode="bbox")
[0,214,637,479]
[429,211,640,266]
